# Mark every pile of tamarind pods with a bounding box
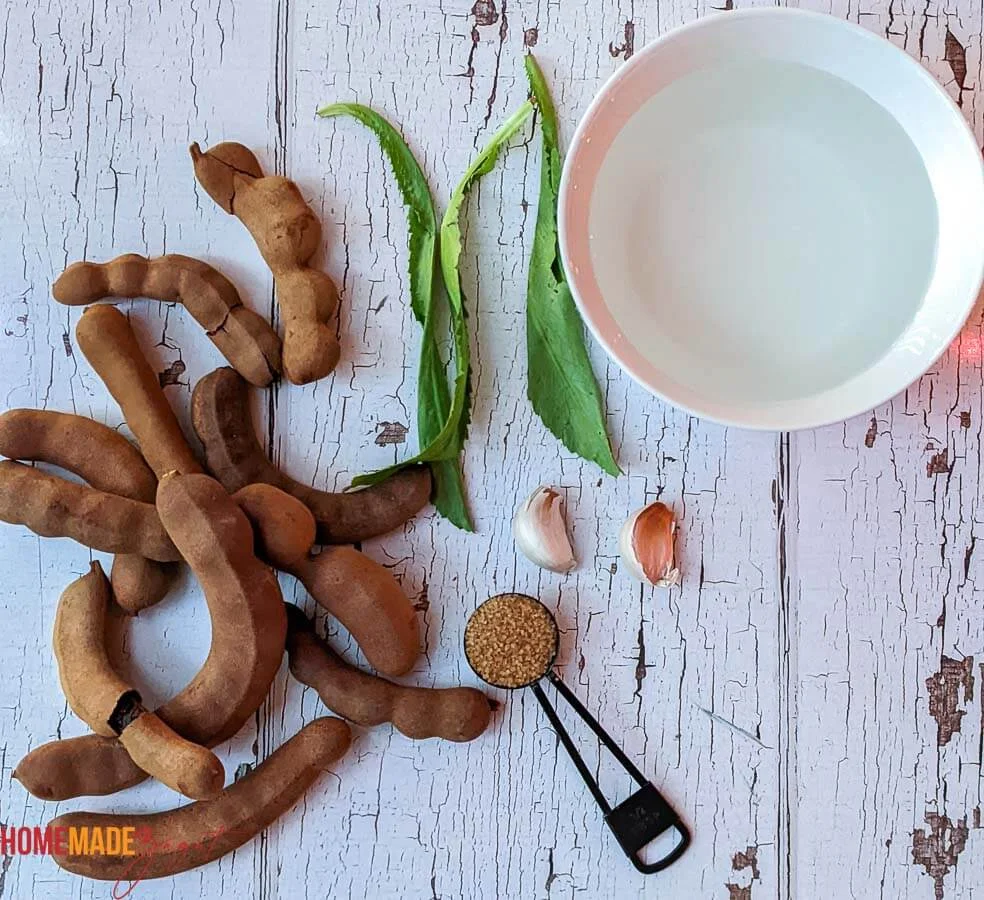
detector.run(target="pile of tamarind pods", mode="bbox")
[1,142,492,882]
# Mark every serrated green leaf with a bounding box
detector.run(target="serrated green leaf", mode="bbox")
[320,100,533,527]
[317,102,473,529]
[343,102,534,470]
[439,100,535,451]
[524,56,620,476]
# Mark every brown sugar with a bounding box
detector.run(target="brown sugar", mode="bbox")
[464,593,558,688]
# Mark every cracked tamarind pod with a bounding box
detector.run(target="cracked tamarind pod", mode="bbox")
[53,562,224,800]
[285,604,491,742]
[54,254,282,387]
[191,367,432,544]
[0,408,177,613]
[190,141,339,385]
[49,717,351,881]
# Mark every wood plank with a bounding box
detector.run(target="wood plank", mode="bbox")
[789,1,984,897]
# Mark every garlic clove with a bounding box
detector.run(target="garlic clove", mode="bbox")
[619,502,679,586]
[512,485,577,573]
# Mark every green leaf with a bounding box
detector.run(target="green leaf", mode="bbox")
[438,100,535,450]
[336,103,534,475]
[524,56,620,476]
[317,102,473,529]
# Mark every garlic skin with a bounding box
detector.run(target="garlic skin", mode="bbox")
[619,502,679,586]
[512,486,576,573]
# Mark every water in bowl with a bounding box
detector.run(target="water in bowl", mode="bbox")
[589,58,938,405]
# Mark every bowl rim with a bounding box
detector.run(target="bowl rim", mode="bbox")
[557,7,984,431]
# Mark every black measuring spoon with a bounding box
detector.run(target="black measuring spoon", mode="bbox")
[464,592,691,874]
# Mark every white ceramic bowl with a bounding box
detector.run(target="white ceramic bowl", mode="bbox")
[559,9,984,430]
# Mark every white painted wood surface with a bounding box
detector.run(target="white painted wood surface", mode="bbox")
[0,1,980,898]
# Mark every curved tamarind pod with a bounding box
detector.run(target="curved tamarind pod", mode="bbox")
[53,563,224,799]
[13,473,288,802]
[0,408,176,613]
[0,461,180,561]
[232,483,316,568]
[76,305,202,478]
[0,408,157,497]
[285,605,490,742]
[286,547,418,677]
[190,141,339,385]
[54,254,281,387]
[191,367,432,543]
[49,717,351,881]
[154,472,287,745]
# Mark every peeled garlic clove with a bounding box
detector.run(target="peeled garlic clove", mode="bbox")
[619,502,680,586]
[512,486,576,573]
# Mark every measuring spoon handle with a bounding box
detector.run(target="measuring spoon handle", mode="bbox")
[530,673,691,874]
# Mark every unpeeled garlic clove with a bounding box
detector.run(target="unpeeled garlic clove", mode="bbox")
[619,502,680,586]
[512,486,576,573]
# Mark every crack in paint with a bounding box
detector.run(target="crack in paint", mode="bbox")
[374,421,408,446]
[927,448,950,477]
[864,415,878,448]
[157,357,187,388]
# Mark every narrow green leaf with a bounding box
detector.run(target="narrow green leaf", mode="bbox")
[317,102,473,528]
[439,100,536,450]
[345,102,535,480]
[524,56,620,476]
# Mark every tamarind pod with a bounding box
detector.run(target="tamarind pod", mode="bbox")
[0,408,175,613]
[0,461,180,561]
[116,714,224,800]
[109,555,178,615]
[190,142,340,385]
[53,563,224,799]
[53,564,132,736]
[232,483,316,568]
[49,717,351,881]
[0,408,157,496]
[75,304,203,478]
[191,367,432,543]
[285,605,490,742]
[54,254,282,387]
[275,267,340,384]
[13,734,146,800]
[154,472,286,745]
[286,547,418,677]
